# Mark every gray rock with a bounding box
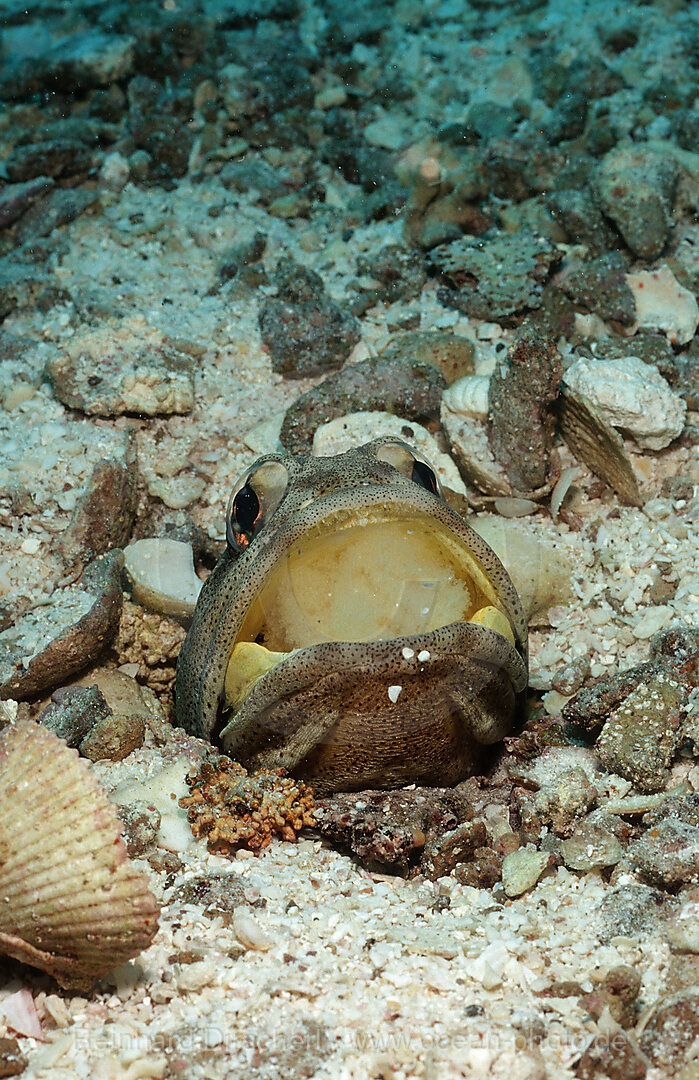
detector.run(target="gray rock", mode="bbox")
[42,30,136,90]
[596,674,686,792]
[38,684,111,748]
[0,177,54,228]
[431,230,561,323]
[630,819,699,888]
[597,883,677,944]
[597,147,678,260]
[561,823,623,871]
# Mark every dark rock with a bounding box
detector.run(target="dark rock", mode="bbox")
[214,231,267,285]
[5,139,94,182]
[117,799,161,857]
[642,77,691,114]
[259,258,360,377]
[41,30,136,91]
[430,230,561,323]
[321,115,396,192]
[597,147,678,260]
[0,177,54,228]
[544,91,588,144]
[639,990,699,1071]
[578,965,641,1028]
[629,819,699,888]
[0,1037,27,1078]
[13,187,100,244]
[314,787,472,872]
[552,654,591,695]
[128,111,193,181]
[37,684,111,747]
[675,109,699,153]
[650,625,699,674]
[562,661,659,732]
[0,257,50,319]
[80,712,146,761]
[59,453,138,573]
[218,159,289,204]
[595,674,686,793]
[557,253,636,326]
[486,135,564,199]
[421,820,500,883]
[487,321,562,492]
[280,355,446,452]
[575,1031,647,1080]
[89,84,127,123]
[547,187,619,255]
[355,245,426,304]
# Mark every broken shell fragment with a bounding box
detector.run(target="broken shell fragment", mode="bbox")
[441,402,553,500]
[123,538,202,621]
[0,721,159,991]
[558,389,643,507]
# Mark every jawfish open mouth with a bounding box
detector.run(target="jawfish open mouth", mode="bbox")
[222,508,519,715]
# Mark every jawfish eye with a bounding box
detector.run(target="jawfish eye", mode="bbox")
[374,438,444,500]
[226,459,290,553]
[411,458,439,495]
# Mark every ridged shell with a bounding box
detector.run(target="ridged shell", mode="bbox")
[0,721,159,991]
[441,374,490,419]
[558,389,643,507]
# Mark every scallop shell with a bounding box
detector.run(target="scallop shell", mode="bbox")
[0,720,159,991]
[558,389,643,507]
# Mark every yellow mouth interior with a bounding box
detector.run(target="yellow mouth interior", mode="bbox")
[224,516,515,712]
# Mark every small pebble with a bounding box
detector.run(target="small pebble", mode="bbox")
[501,848,552,897]
[560,823,623,871]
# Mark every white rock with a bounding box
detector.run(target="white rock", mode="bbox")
[626,265,699,345]
[363,110,410,150]
[442,374,490,420]
[632,605,674,640]
[123,538,202,620]
[99,151,130,192]
[243,412,284,453]
[312,411,467,495]
[114,759,197,853]
[563,354,686,450]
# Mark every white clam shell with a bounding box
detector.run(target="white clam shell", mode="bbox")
[0,721,159,990]
[123,538,202,621]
